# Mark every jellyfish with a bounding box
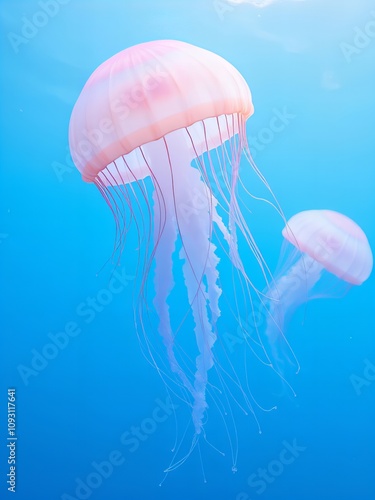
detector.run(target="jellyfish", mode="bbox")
[69,40,277,462]
[263,210,373,375]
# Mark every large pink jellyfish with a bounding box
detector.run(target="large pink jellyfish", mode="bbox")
[69,40,274,456]
[264,210,373,374]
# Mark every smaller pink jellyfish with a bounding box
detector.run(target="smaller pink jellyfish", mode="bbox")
[264,210,373,375]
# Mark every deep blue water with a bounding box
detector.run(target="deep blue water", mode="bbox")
[1,1,375,499]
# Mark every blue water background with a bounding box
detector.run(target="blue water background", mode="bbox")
[1,1,374,499]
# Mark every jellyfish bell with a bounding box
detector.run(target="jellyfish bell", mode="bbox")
[281,209,373,293]
[69,40,278,471]
[69,40,252,184]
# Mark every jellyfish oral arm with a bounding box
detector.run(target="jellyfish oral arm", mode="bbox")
[149,139,224,435]
[269,253,324,308]
[264,253,324,368]
[153,187,196,395]
[176,166,221,435]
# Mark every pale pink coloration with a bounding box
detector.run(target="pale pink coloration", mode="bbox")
[282,210,373,285]
[69,40,271,462]
[69,40,253,183]
[264,210,372,383]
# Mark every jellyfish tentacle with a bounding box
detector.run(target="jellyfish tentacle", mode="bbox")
[265,254,324,375]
